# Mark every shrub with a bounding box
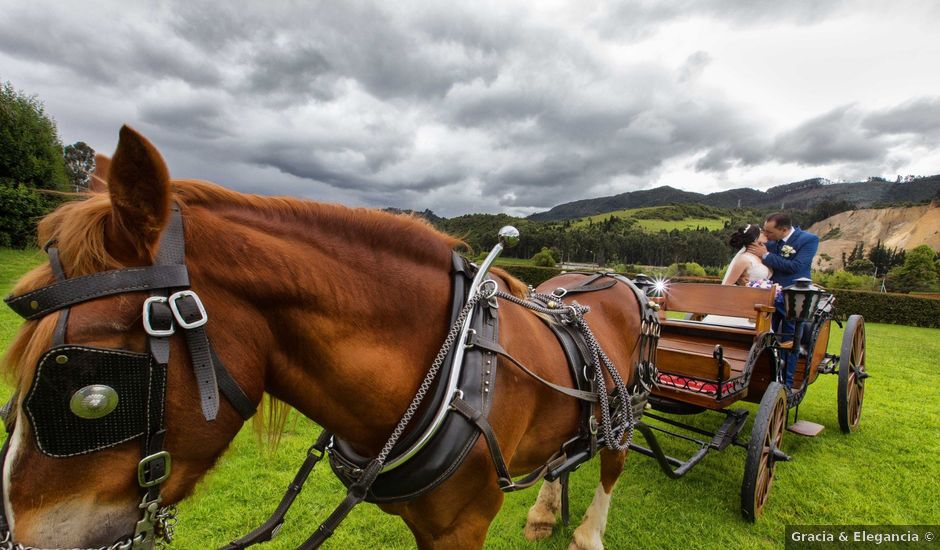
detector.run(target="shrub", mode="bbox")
[531,247,557,267]
[830,289,940,328]
[665,262,707,277]
[501,265,562,287]
[0,184,47,248]
[816,270,880,291]
[885,245,939,293]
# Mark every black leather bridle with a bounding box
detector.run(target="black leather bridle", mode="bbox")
[0,203,255,549]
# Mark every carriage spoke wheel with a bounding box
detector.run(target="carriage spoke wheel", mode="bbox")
[838,315,866,433]
[741,382,787,522]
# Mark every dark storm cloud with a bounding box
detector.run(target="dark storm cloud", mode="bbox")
[774,106,886,165]
[0,4,221,88]
[139,95,232,140]
[863,97,940,136]
[0,0,935,216]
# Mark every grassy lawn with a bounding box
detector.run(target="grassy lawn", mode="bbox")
[572,207,729,232]
[2,248,938,548]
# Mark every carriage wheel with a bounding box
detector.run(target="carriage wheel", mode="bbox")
[838,315,866,433]
[741,382,787,522]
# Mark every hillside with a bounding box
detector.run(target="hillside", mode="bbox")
[808,203,940,270]
[529,175,940,221]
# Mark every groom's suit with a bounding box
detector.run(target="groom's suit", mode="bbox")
[762,228,819,386]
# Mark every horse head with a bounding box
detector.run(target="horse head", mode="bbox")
[2,126,262,547]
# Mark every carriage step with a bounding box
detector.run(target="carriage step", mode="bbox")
[787,420,825,437]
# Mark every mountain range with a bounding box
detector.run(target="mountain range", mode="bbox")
[527,175,940,221]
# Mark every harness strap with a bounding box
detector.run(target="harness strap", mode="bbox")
[449,397,513,487]
[210,346,256,421]
[221,431,332,549]
[45,244,71,345]
[297,459,383,549]
[554,274,617,295]
[467,334,597,402]
[4,264,191,320]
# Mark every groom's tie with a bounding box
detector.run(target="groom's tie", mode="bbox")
[775,240,783,254]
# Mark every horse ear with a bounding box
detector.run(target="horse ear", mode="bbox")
[106,125,171,262]
[89,153,111,192]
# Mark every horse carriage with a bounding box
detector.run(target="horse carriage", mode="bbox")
[627,278,868,521]
[0,126,869,548]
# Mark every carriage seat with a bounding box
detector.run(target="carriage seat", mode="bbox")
[653,283,776,398]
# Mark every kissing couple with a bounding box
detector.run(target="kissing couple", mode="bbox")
[722,213,819,386]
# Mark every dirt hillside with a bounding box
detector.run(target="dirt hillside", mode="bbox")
[807,202,940,270]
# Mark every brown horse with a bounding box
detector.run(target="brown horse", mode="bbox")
[1,126,645,549]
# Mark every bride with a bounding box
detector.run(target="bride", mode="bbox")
[722,224,773,286]
[702,225,775,327]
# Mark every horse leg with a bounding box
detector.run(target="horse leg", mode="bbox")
[523,479,562,541]
[568,448,627,550]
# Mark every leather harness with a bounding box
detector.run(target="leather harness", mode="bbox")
[0,205,659,549]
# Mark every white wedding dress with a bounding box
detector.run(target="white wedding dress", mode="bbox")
[721,248,773,285]
[703,248,774,327]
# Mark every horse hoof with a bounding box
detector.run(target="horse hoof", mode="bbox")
[524,522,555,541]
[567,532,604,550]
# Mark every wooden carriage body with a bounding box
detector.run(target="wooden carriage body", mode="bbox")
[650,283,831,410]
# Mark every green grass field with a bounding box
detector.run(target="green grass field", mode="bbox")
[1,248,938,549]
[572,207,730,232]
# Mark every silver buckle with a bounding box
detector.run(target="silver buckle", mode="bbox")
[142,297,175,337]
[138,451,172,487]
[168,290,208,329]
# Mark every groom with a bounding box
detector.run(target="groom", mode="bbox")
[747,213,819,386]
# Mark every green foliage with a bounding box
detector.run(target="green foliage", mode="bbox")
[831,289,940,327]
[847,241,865,263]
[820,227,842,241]
[501,265,562,286]
[0,81,67,190]
[845,258,875,276]
[63,141,96,191]
[800,199,855,228]
[0,81,68,247]
[530,246,558,267]
[816,270,880,291]
[665,262,707,277]
[0,184,47,248]
[868,240,906,275]
[885,245,939,293]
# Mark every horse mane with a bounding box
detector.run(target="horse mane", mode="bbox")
[2,179,527,445]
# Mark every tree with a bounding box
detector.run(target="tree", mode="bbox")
[845,258,875,276]
[847,241,865,263]
[64,141,96,191]
[0,81,67,190]
[885,245,939,293]
[1,81,68,247]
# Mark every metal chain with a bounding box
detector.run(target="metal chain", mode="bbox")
[0,505,176,550]
[492,289,637,452]
[377,290,485,463]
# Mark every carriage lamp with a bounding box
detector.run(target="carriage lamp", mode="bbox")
[783,278,822,321]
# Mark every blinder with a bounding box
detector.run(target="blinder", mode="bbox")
[24,345,165,457]
[0,202,256,549]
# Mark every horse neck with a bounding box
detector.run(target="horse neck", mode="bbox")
[185,200,456,454]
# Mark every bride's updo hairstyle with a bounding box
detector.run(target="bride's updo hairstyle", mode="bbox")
[729,224,761,249]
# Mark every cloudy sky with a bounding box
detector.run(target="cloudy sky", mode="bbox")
[2,0,939,217]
